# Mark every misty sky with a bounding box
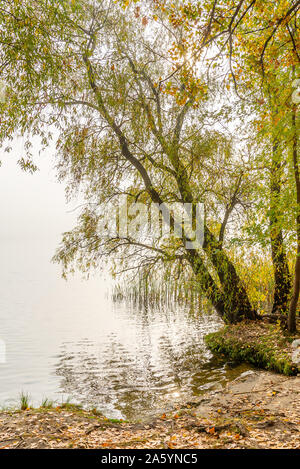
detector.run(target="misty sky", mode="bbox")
[0,136,78,243]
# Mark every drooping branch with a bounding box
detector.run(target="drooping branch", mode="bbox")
[82,46,231,320]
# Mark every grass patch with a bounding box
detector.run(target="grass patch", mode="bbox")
[60,402,83,411]
[19,392,31,410]
[107,417,127,424]
[205,321,299,376]
[41,398,54,409]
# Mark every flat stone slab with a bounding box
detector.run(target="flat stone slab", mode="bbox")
[195,370,300,418]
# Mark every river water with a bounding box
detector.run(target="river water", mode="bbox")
[0,237,253,419]
[0,153,252,419]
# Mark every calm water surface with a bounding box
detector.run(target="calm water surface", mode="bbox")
[0,239,250,419]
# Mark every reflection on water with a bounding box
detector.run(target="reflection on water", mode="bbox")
[53,302,248,419]
[0,239,252,419]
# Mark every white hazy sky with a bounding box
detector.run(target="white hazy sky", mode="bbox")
[0,136,78,243]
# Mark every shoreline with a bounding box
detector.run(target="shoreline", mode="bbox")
[0,370,299,449]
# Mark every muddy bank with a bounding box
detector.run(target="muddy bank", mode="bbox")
[0,370,299,449]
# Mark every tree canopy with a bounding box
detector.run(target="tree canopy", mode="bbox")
[0,0,299,328]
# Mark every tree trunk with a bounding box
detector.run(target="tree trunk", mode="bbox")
[202,227,258,322]
[288,256,300,332]
[186,249,228,320]
[187,245,257,323]
[288,105,299,333]
[270,135,291,314]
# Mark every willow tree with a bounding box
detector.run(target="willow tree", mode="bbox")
[0,0,258,322]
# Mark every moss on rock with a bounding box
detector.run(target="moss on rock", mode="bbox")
[205,321,299,376]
